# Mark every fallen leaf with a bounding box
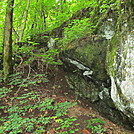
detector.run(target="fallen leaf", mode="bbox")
[28,108,33,112]
[10,85,14,89]
[52,95,57,97]
[24,89,28,91]
[38,114,43,117]
[6,121,10,123]
[47,128,55,134]
[82,129,90,133]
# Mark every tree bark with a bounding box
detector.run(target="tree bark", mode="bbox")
[19,0,30,41]
[3,0,14,82]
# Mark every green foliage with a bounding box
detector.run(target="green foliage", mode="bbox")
[12,39,63,68]
[1,0,119,44]
[56,117,79,134]
[8,72,23,86]
[0,0,121,62]
[62,18,96,48]
[0,87,12,99]
[8,72,48,88]
[0,94,77,134]
[60,0,121,48]
[0,70,3,82]
[86,117,106,134]
[0,0,6,49]
[0,72,78,134]
[0,0,118,133]
[99,0,121,13]
[34,48,62,66]
[0,45,2,53]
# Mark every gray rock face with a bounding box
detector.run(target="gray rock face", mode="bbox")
[61,36,110,102]
[106,2,134,125]
[107,27,134,125]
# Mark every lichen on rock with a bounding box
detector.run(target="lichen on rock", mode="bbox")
[107,32,134,123]
[106,2,134,124]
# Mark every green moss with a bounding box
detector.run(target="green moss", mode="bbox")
[106,33,120,77]
[71,38,108,81]
[65,72,99,102]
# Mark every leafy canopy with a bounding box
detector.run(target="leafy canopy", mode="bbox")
[0,0,121,52]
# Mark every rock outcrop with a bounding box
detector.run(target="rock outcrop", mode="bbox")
[54,0,134,128]
[106,1,134,125]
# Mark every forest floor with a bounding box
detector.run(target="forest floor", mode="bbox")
[37,68,134,134]
[0,66,134,134]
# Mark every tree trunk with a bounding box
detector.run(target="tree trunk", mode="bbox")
[19,0,30,41]
[3,0,14,82]
[41,5,47,30]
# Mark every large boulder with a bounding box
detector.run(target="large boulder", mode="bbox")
[106,2,134,125]
[61,35,110,101]
[57,1,134,128]
[60,5,134,128]
[60,11,121,121]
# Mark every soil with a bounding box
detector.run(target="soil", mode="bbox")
[42,68,134,134]
[0,65,134,134]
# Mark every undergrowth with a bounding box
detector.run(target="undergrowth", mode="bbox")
[0,72,78,134]
[0,44,106,133]
[0,70,106,134]
[86,118,106,134]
